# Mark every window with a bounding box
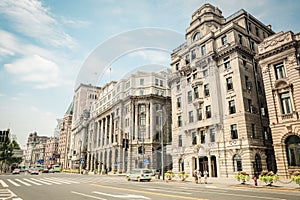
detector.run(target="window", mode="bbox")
[178,135,183,147]
[200,130,205,144]
[187,76,191,84]
[263,127,268,140]
[175,63,179,71]
[187,91,193,103]
[224,57,230,69]
[226,77,233,90]
[191,49,196,60]
[233,154,243,171]
[221,35,227,45]
[238,34,243,45]
[189,111,194,123]
[210,128,215,142]
[251,124,256,138]
[197,108,202,121]
[247,99,253,113]
[192,72,197,80]
[285,135,300,167]
[193,32,201,41]
[176,83,181,91]
[248,22,252,33]
[178,116,182,127]
[194,87,199,99]
[185,54,190,64]
[243,59,247,67]
[126,81,130,89]
[204,84,209,97]
[177,97,182,108]
[140,78,144,86]
[245,76,251,90]
[201,45,206,56]
[203,69,208,77]
[255,27,259,37]
[160,80,163,87]
[192,132,197,145]
[229,100,236,114]
[206,105,211,118]
[139,90,144,95]
[274,62,286,79]
[231,124,238,139]
[139,104,146,113]
[250,41,255,51]
[155,78,159,86]
[139,114,146,126]
[280,92,293,114]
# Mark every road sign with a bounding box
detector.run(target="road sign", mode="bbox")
[144,159,149,164]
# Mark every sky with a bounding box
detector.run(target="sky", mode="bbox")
[0,0,299,148]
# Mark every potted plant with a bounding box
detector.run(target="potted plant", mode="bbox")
[164,170,175,181]
[291,171,300,185]
[234,171,249,184]
[178,171,189,181]
[259,170,279,186]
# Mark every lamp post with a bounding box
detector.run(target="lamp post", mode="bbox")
[157,110,164,180]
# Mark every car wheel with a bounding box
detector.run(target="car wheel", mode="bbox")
[127,177,130,181]
[147,179,151,182]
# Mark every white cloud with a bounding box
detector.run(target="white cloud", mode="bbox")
[0,0,77,48]
[0,93,6,97]
[129,50,171,64]
[4,54,63,89]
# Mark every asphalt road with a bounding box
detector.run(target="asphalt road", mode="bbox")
[0,173,299,200]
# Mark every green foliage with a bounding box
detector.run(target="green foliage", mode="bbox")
[178,171,189,180]
[234,171,250,184]
[165,170,175,180]
[0,139,22,165]
[258,170,279,186]
[291,171,300,185]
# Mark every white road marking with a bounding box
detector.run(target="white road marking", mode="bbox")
[71,191,107,200]
[22,178,42,186]
[0,180,8,187]
[92,191,151,199]
[40,178,62,184]
[29,178,52,185]
[15,179,31,186]
[48,177,79,184]
[7,179,21,187]
[146,188,192,195]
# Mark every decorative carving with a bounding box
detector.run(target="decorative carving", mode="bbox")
[287,55,297,65]
[259,32,290,51]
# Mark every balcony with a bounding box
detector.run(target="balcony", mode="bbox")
[281,111,299,121]
[193,97,204,107]
[191,78,203,88]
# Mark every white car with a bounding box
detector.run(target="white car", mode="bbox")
[126,169,152,182]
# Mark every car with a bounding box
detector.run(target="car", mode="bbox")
[126,169,152,182]
[30,169,39,175]
[48,168,54,173]
[12,169,20,174]
[42,168,49,173]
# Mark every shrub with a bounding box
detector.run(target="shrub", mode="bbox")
[291,171,300,185]
[234,171,249,184]
[178,171,189,180]
[165,170,175,180]
[259,170,279,186]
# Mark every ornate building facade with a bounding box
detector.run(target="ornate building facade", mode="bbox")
[169,4,276,177]
[87,69,172,174]
[257,31,300,178]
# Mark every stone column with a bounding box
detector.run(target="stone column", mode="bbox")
[86,152,90,171]
[109,114,113,144]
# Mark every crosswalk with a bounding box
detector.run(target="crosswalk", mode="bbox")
[0,176,119,188]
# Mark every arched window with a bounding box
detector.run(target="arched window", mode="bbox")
[193,32,201,41]
[285,135,300,167]
[254,153,262,175]
[233,154,242,171]
[179,158,184,172]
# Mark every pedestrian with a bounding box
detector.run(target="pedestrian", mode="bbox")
[198,170,202,184]
[204,170,208,184]
[253,175,258,186]
[193,170,198,184]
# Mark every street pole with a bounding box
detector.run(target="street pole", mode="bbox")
[157,110,164,180]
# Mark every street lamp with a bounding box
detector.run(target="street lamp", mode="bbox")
[157,109,164,180]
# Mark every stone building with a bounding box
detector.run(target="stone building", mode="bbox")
[44,137,59,167]
[87,68,172,174]
[24,132,48,167]
[169,4,276,177]
[257,31,300,178]
[70,84,101,170]
[58,102,73,169]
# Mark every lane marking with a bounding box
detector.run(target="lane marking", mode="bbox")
[146,188,192,195]
[0,180,8,187]
[15,179,31,186]
[48,177,79,184]
[93,191,150,199]
[71,191,107,200]
[7,179,21,187]
[91,183,208,200]
[40,178,62,184]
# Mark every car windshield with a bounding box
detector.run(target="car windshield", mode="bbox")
[142,170,151,174]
